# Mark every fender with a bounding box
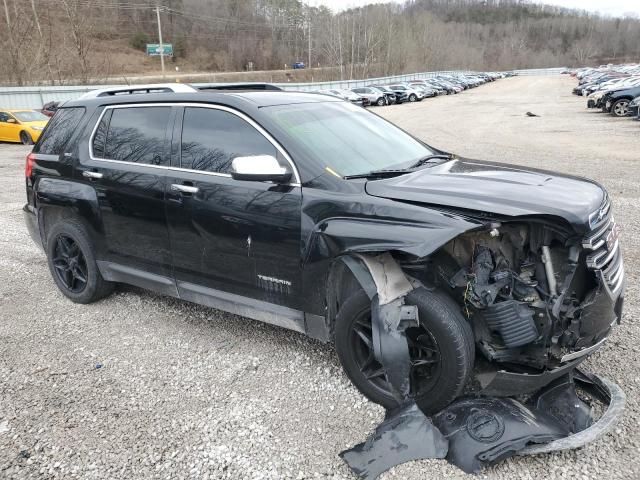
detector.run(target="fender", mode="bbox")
[300,207,482,335]
[35,177,104,251]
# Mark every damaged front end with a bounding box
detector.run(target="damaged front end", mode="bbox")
[338,196,625,478]
[411,200,624,396]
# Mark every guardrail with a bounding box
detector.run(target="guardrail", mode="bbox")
[0,67,566,109]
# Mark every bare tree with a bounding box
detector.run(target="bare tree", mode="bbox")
[60,0,94,83]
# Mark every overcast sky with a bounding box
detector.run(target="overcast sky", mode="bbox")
[312,0,640,18]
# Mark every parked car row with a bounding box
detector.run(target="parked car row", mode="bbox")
[311,71,511,107]
[566,64,640,119]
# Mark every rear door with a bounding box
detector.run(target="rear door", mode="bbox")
[165,105,303,310]
[77,104,175,288]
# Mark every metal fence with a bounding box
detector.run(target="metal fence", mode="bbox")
[0,67,566,109]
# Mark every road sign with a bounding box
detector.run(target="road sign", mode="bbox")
[146,43,173,56]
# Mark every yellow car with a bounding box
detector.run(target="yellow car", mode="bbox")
[0,109,49,145]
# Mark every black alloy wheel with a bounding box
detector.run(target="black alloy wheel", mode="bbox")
[349,311,442,399]
[335,287,474,413]
[52,234,88,293]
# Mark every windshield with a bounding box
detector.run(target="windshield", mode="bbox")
[14,111,48,122]
[263,101,434,177]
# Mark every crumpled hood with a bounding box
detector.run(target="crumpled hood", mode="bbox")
[365,159,605,231]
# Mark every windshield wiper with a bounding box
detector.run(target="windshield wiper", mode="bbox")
[409,153,455,169]
[343,169,410,180]
[343,153,455,180]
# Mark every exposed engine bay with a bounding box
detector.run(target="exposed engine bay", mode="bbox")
[405,219,621,377]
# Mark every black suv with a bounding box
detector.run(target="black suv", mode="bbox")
[24,86,624,413]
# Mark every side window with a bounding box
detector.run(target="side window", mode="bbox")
[36,107,85,155]
[352,88,363,93]
[180,107,277,174]
[91,109,112,159]
[0,112,8,122]
[103,107,171,165]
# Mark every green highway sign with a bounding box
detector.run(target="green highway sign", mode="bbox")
[146,43,173,56]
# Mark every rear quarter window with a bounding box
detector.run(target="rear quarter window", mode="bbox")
[35,107,85,155]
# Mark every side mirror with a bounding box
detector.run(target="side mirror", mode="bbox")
[231,155,292,183]
[6,118,16,124]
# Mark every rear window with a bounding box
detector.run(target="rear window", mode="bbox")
[36,107,85,155]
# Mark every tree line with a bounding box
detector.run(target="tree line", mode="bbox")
[1,0,639,86]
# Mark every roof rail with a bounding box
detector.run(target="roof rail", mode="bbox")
[195,82,283,92]
[78,83,198,99]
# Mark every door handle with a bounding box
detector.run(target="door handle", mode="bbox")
[83,170,103,179]
[170,183,199,194]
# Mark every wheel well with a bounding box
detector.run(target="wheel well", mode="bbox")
[325,252,412,340]
[326,259,362,340]
[39,206,90,250]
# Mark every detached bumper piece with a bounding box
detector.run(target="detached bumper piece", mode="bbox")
[339,403,447,479]
[341,369,625,478]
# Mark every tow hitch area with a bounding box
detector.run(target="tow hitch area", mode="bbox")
[340,253,626,479]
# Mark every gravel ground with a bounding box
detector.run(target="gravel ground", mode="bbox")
[1,75,639,479]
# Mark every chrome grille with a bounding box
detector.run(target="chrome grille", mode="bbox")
[583,197,624,296]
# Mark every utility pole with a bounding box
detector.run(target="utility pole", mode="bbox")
[155,5,165,78]
[307,0,311,69]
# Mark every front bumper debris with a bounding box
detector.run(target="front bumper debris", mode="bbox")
[339,253,625,479]
[518,369,625,455]
[341,369,625,478]
[339,403,448,479]
[476,357,586,397]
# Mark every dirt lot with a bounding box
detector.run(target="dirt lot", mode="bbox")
[1,75,639,479]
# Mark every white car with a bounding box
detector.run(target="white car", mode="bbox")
[351,87,388,106]
[388,84,424,102]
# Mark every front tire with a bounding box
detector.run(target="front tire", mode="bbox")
[335,287,474,414]
[611,99,630,117]
[376,97,385,106]
[46,220,114,304]
[408,93,417,102]
[20,131,33,145]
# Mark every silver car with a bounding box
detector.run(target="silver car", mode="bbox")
[351,87,388,106]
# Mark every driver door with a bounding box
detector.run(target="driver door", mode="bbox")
[165,106,303,311]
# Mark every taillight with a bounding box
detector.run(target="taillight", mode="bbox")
[25,152,35,178]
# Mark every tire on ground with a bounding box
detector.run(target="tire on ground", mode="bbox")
[610,99,629,117]
[20,131,33,145]
[45,219,114,304]
[335,286,474,414]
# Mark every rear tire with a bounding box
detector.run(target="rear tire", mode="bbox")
[46,220,114,304]
[376,97,385,106]
[20,131,33,145]
[335,287,474,414]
